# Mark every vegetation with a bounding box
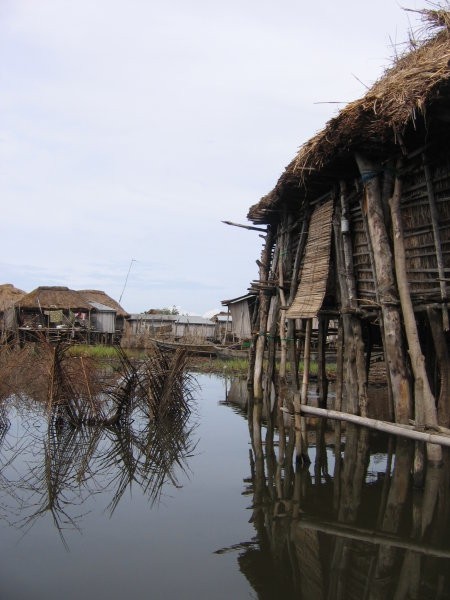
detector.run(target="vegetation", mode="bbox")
[145,306,179,315]
[0,340,194,427]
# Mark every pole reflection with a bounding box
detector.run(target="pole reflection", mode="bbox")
[220,377,450,600]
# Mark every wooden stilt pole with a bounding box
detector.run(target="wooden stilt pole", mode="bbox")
[278,228,288,382]
[427,307,450,427]
[253,228,275,398]
[333,209,359,414]
[300,318,312,406]
[389,169,442,464]
[286,212,309,391]
[423,156,449,330]
[317,315,329,408]
[355,153,412,424]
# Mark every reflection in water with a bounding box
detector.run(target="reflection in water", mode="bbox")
[222,378,450,600]
[0,401,197,547]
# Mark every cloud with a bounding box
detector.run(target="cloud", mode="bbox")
[0,0,423,314]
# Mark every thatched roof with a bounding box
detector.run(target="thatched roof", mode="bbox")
[248,9,450,223]
[78,289,129,317]
[17,287,93,311]
[0,283,26,313]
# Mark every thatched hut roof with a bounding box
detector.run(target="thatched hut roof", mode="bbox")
[248,9,450,223]
[0,283,26,313]
[78,289,129,317]
[17,287,92,311]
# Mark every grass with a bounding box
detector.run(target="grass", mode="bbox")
[68,345,147,360]
[67,346,337,378]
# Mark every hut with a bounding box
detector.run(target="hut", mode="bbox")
[212,311,233,344]
[122,313,178,346]
[78,289,129,340]
[87,301,117,344]
[221,294,256,343]
[0,284,26,340]
[172,315,215,341]
[244,9,450,461]
[14,286,94,343]
[122,313,216,346]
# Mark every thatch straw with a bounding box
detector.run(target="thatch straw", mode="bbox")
[18,286,92,310]
[78,289,129,317]
[0,283,26,313]
[248,8,450,223]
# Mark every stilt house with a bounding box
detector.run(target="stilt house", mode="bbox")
[245,10,450,435]
[13,286,127,344]
[0,284,26,340]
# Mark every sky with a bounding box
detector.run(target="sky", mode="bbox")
[0,0,426,316]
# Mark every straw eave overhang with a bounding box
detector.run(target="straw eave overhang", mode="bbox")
[18,287,93,311]
[248,12,450,224]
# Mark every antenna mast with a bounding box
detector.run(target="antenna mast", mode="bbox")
[119,258,136,303]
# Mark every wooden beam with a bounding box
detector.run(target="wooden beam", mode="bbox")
[285,404,450,448]
[222,220,267,232]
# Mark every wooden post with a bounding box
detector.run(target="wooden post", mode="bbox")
[423,156,449,330]
[293,317,312,464]
[427,306,450,427]
[287,212,309,391]
[333,210,360,415]
[253,228,275,398]
[264,294,279,422]
[317,315,329,408]
[300,318,312,406]
[340,181,368,416]
[278,227,288,382]
[355,153,412,424]
[361,178,394,417]
[389,170,442,464]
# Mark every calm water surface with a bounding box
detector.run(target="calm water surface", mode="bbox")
[1,374,450,599]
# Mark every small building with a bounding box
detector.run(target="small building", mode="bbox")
[78,289,129,341]
[15,286,94,343]
[9,286,127,345]
[124,313,178,338]
[0,284,26,341]
[172,315,215,340]
[221,294,256,342]
[212,311,233,343]
[123,313,216,346]
[88,301,117,344]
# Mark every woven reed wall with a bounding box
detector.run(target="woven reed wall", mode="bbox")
[348,192,376,302]
[286,198,334,318]
[401,160,450,304]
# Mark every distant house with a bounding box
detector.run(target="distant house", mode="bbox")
[88,301,117,340]
[124,313,178,338]
[0,284,26,340]
[172,315,215,340]
[212,311,233,343]
[78,289,129,336]
[123,313,215,346]
[221,294,256,342]
[14,286,93,342]
[9,286,126,344]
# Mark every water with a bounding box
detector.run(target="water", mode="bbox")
[1,374,450,599]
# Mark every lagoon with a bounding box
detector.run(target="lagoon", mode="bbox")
[1,374,449,599]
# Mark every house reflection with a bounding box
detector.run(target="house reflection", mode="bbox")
[220,380,450,600]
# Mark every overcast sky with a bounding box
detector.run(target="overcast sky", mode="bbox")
[0,1,424,315]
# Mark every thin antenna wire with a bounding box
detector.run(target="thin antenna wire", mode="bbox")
[119,259,136,303]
